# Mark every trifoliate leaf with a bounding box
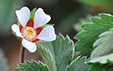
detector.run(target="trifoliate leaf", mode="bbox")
[40,34,74,71]
[91,28,113,58]
[75,13,113,57]
[88,63,113,71]
[66,56,89,71]
[87,53,113,64]
[15,61,50,71]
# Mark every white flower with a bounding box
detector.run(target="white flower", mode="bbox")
[11,7,56,53]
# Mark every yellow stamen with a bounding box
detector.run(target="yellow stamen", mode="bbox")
[21,27,37,42]
[26,28,33,36]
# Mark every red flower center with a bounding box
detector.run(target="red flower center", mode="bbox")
[20,19,42,42]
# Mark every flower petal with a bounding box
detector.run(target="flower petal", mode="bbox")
[34,8,51,29]
[37,26,56,41]
[15,7,30,27]
[22,39,37,53]
[11,24,22,37]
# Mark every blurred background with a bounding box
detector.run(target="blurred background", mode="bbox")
[0,0,113,71]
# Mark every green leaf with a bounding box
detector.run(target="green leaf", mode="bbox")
[38,46,56,71]
[39,34,74,71]
[66,56,89,71]
[74,14,92,32]
[15,61,50,71]
[87,53,113,64]
[75,13,113,56]
[86,54,113,71]
[91,28,113,58]
[88,63,113,71]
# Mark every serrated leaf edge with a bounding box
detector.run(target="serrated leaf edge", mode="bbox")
[15,60,49,70]
[86,53,113,64]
